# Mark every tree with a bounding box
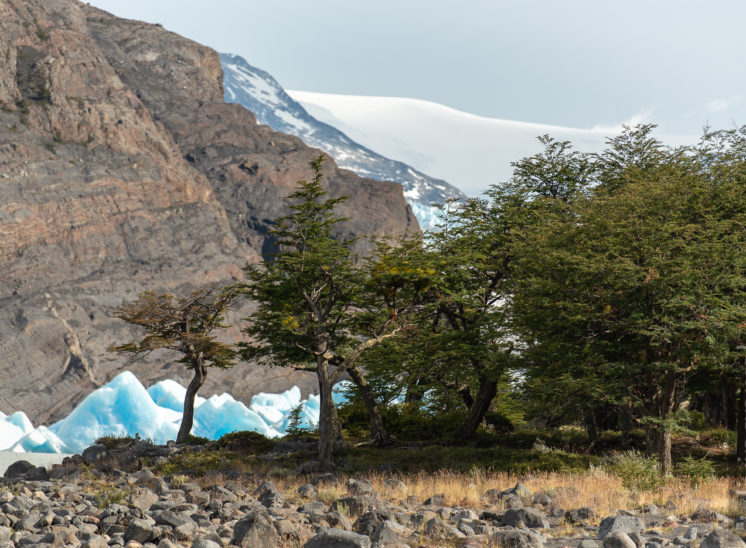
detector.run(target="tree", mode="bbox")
[110,285,240,443]
[511,126,746,474]
[241,157,413,468]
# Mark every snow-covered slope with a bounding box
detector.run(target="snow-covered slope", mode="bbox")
[287,91,694,197]
[220,53,466,229]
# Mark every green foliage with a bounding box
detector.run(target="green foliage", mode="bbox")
[285,404,307,439]
[676,455,715,486]
[156,449,241,476]
[110,285,241,370]
[182,434,210,445]
[605,450,663,492]
[511,125,746,471]
[700,428,736,447]
[216,430,273,454]
[94,434,141,450]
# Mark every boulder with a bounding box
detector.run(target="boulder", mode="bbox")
[700,529,746,548]
[599,516,645,539]
[603,532,638,548]
[502,508,550,529]
[232,511,279,548]
[304,527,372,548]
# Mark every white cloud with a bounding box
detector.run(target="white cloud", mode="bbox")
[590,108,655,133]
[706,95,742,113]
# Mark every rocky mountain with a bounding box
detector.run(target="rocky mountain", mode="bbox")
[0,0,417,424]
[221,53,466,230]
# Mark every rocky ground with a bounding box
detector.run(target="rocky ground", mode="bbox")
[1,442,746,548]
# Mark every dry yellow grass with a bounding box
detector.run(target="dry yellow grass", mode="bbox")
[200,467,744,521]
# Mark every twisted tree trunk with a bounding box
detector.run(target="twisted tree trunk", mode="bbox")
[177,354,206,443]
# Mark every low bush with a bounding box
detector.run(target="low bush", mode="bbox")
[605,450,663,492]
[676,455,715,486]
[216,430,273,454]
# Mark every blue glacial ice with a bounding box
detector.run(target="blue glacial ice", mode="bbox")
[0,371,351,454]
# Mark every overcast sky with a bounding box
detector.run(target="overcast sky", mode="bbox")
[87,0,746,136]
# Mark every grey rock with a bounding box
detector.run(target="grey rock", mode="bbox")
[354,510,392,536]
[603,532,638,548]
[578,540,599,548]
[4,461,35,478]
[491,528,545,548]
[424,493,446,506]
[232,511,279,548]
[424,517,465,540]
[331,495,381,517]
[504,482,532,500]
[700,529,746,548]
[191,539,222,548]
[82,445,110,464]
[298,501,327,519]
[502,507,550,529]
[566,507,597,524]
[327,511,353,531]
[155,510,193,529]
[81,534,109,548]
[15,510,41,532]
[504,494,525,509]
[346,478,375,496]
[124,518,160,544]
[304,526,372,548]
[372,519,409,545]
[297,483,319,499]
[130,488,159,511]
[599,516,645,539]
[534,493,553,506]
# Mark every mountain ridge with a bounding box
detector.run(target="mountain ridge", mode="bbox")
[0,0,416,424]
[220,53,466,229]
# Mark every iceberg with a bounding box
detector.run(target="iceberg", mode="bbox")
[0,370,355,454]
[48,371,181,453]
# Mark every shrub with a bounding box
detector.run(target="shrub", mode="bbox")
[676,455,714,486]
[216,430,273,454]
[95,434,139,450]
[701,428,736,447]
[605,450,663,491]
[183,434,210,445]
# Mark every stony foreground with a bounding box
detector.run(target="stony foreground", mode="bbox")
[2,445,746,548]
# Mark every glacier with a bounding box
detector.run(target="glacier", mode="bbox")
[0,371,350,455]
[220,53,466,231]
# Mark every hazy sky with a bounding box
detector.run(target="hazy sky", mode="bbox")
[87,1,746,135]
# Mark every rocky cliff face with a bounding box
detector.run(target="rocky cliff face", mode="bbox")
[0,0,418,424]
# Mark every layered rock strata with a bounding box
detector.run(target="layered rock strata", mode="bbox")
[0,0,417,423]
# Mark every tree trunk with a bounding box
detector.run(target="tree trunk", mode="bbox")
[658,429,672,476]
[346,364,392,446]
[177,358,206,443]
[583,409,598,445]
[737,369,746,466]
[458,376,497,440]
[316,357,335,470]
[654,370,678,475]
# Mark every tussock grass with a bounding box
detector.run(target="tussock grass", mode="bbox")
[269,468,740,519]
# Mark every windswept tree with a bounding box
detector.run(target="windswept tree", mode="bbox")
[241,157,419,468]
[110,285,241,443]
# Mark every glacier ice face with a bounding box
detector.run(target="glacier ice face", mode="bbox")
[0,371,352,454]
